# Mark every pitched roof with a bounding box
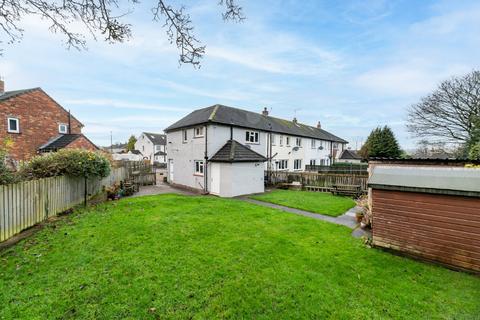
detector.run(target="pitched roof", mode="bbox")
[210,140,267,163]
[339,149,361,160]
[143,132,166,145]
[0,88,40,101]
[165,104,347,143]
[154,150,167,156]
[0,87,84,127]
[38,134,97,152]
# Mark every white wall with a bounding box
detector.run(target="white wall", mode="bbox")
[210,162,264,197]
[207,124,267,157]
[134,133,166,164]
[167,128,206,191]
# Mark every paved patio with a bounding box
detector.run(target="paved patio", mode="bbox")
[131,183,194,197]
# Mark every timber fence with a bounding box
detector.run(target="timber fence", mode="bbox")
[267,170,368,191]
[0,167,126,242]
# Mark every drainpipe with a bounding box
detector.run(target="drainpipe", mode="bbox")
[204,125,208,194]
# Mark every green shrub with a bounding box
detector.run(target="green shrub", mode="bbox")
[0,138,16,185]
[19,149,111,180]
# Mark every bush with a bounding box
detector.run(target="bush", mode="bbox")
[19,149,111,180]
[0,138,16,185]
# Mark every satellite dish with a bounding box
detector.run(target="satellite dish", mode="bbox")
[318,146,324,150]
[292,146,299,152]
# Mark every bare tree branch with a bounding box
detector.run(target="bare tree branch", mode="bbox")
[0,0,244,65]
[407,70,480,144]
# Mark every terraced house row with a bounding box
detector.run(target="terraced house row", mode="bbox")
[165,104,348,197]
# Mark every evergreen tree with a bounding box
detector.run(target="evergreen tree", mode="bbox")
[359,126,402,159]
[126,135,137,152]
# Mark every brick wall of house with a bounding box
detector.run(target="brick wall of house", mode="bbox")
[65,136,97,151]
[0,89,83,161]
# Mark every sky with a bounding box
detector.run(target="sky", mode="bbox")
[1,0,479,149]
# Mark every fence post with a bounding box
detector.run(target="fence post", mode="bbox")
[84,176,87,207]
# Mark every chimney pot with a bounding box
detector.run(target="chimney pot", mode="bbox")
[293,117,298,124]
[317,121,321,129]
[262,107,269,116]
[0,78,4,94]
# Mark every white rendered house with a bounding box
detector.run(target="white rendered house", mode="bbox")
[134,132,167,164]
[165,105,348,197]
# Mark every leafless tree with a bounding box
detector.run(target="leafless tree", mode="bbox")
[0,0,244,66]
[407,70,480,145]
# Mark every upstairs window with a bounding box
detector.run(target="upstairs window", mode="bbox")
[194,126,204,137]
[194,160,204,175]
[286,136,290,146]
[271,134,276,145]
[279,135,284,146]
[155,145,161,152]
[295,138,302,147]
[182,129,188,142]
[294,159,302,170]
[58,123,68,134]
[7,117,19,133]
[311,139,316,149]
[246,130,259,143]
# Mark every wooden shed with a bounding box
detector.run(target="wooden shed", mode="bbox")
[368,159,480,273]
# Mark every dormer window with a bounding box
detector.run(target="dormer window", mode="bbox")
[58,123,68,134]
[7,117,19,133]
[194,126,204,137]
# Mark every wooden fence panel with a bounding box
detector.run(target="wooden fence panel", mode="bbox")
[0,168,127,243]
[267,170,368,191]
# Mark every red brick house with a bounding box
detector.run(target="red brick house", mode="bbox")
[0,80,97,164]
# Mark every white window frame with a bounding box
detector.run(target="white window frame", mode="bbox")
[286,136,290,146]
[271,134,276,145]
[58,123,68,134]
[279,135,283,146]
[294,159,302,170]
[295,137,302,147]
[7,117,19,133]
[155,145,161,152]
[276,159,288,170]
[245,130,259,144]
[194,126,204,138]
[311,139,316,149]
[194,160,204,176]
[182,129,188,143]
[310,159,316,166]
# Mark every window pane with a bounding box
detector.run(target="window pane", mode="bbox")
[9,119,17,131]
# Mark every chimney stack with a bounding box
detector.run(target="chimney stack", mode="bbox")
[0,78,4,94]
[293,117,298,124]
[317,121,321,129]
[262,107,269,116]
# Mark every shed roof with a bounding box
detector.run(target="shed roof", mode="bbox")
[38,134,82,151]
[165,104,347,143]
[339,149,361,160]
[368,165,480,197]
[210,140,267,163]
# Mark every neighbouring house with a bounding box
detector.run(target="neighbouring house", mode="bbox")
[134,132,167,165]
[0,80,97,164]
[104,143,127,154]
[337,149,362,164]
[165,104,348,197]
[368,158,480,273]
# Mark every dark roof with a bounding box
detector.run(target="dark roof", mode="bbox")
[130,150,142,155]
[0,88,40,102]
[210,140,267,163]
[154,150,167,156]
[143,132,166,145]
[339,149,361,160]
[165,104,347,143]
[38,134,82,151]
[369,158,480,165]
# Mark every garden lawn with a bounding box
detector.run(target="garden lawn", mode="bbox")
[250,189,356,216]
[1,194,479,319]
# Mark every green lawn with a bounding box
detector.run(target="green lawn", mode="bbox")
[1,194,479,319]
[250,189,356,216]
